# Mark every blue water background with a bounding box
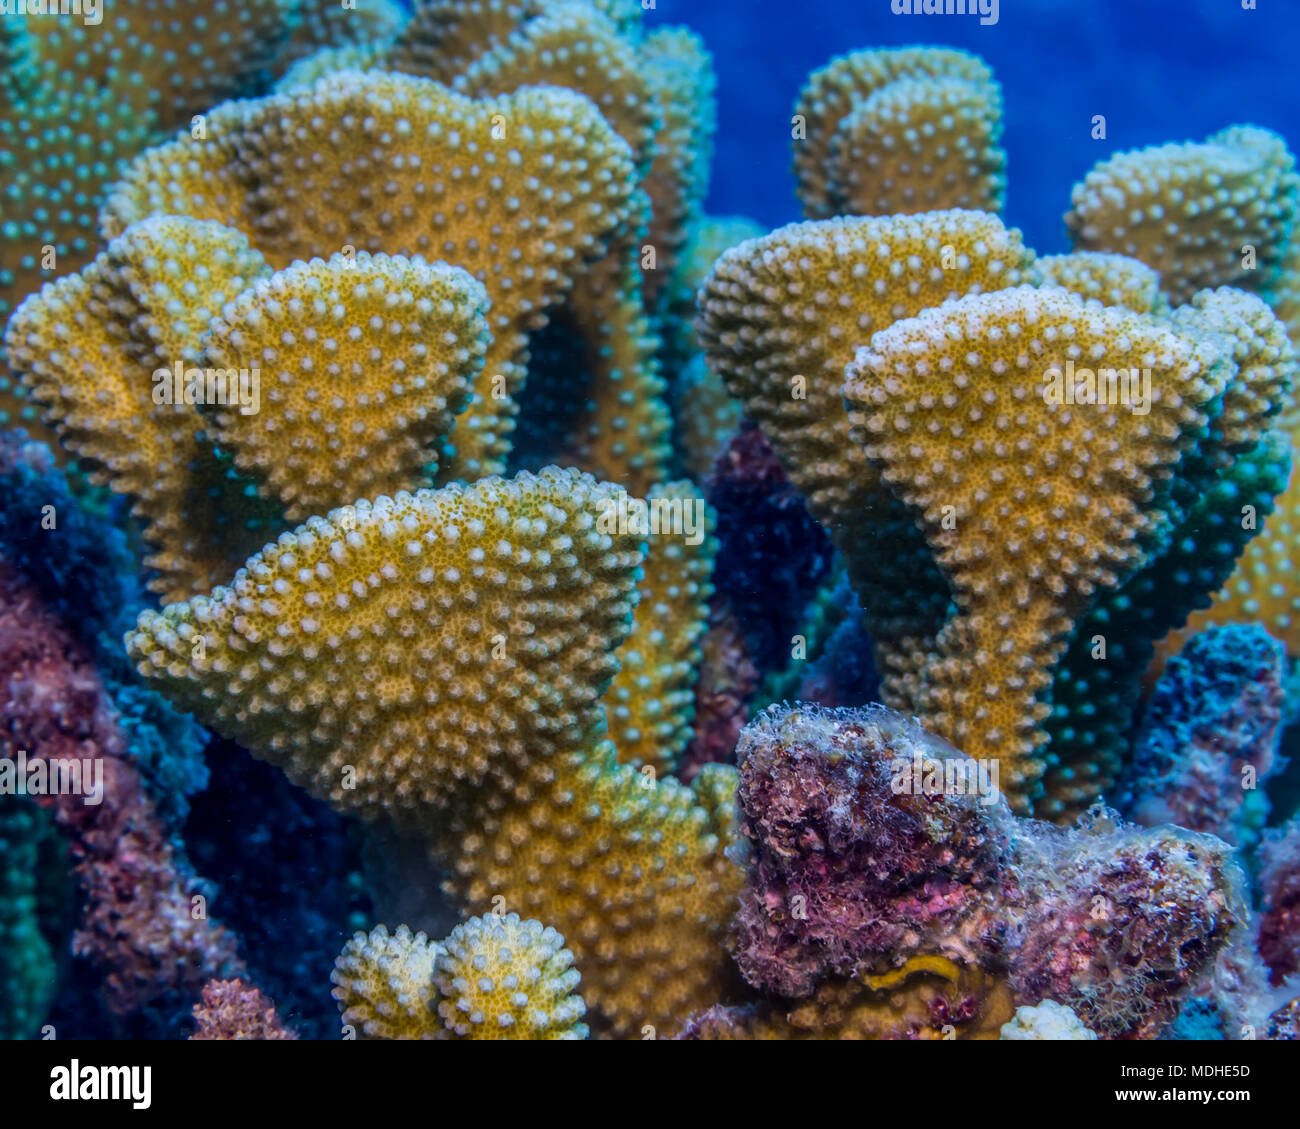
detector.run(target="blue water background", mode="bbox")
[662,0,1300,252]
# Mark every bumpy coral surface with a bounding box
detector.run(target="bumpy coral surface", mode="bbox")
[1036,252,1165,313]
[6,217,280,601]
[8,223,500,597]
[698,210,1036,667]
[125,468,640,822]
[201,252,491,520]
[102,71,641,481]
[671,355,744,481]
[607,480,716,774]
[0,0,339,443]
[26,1,295,130]
[1067,126,1300,304]
[331,915,588,1040]
[429,742,741,1037]
[0,44,152,441]
[1153,445,1300,661]
[126,467,741,1036]
[794,47,1005,220]
[433,913,588,1039]
[844,284,1230,811]
[331,923,440,1039]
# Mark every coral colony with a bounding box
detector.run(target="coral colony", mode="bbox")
[0,0,1299,1046]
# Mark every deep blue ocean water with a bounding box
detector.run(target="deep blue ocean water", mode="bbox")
[664,0,1300,251]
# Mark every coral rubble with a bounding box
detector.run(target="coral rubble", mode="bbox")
[721,703,1251,1040]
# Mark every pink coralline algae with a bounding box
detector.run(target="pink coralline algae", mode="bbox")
[1119,623,1287,846]
[0,562,243,1017]
[1003,809,1250,1039]
[1257,813,1300,986]
[731,705,1006,998]
[190,979,298,1040]
[729,704,1252,1039]
[680,607,760,782]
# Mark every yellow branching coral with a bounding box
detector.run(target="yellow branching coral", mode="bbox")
[242,2,684,493]
[661,214,765,368]
[1150,320,1300,666]
[1047,427,1292,818]
[1066,126,1300,305]
[831,76,1005,220]
[1275,241,1300,353]
[697,210,1037,667]
[640,27,717,306]
[96,217,273,370]
[127,468,742,1035]
[608,481,716,774]
[390,0,540,83]
[5,216,278,600]
[450,1,656,173]
[1152,459,1300,661]
[842,285,1230,810]
[201,252,490,520]
[0,44,153,440]
[698,210,1292,819]
[1163,287,1294,458]
[1036,252,1165,314]
[390,0,642,81]
[276,41,393,91]
[25,0,296,130]
[125,469,641,823]
[583,0,642,38]
[433,913,587,1039]
[402,3,676,492]
[563,239,673,494]
[281,0,408,69]
[500,214,674,495]
[332,916,589,1040]
[331,923,440,1039]
[102,71,641,481]
[1124,286,1300,703]
[8,217,499,601]
[430,739,741,1038]
[793,47,1004,220]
